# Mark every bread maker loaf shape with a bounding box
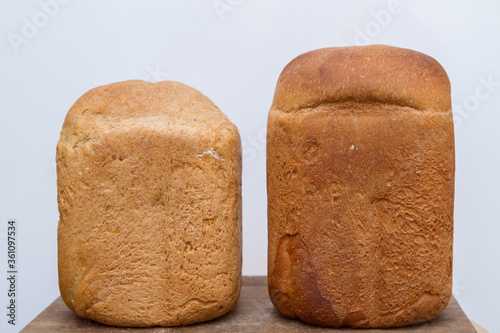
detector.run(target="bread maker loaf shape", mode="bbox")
[57,80,242,327]
[267,45,454,327]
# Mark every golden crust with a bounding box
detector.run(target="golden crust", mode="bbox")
[272,45,451,112]
[267,46,454,328]
[57,80,242,327]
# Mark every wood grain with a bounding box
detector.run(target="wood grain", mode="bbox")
[21,276,476,332]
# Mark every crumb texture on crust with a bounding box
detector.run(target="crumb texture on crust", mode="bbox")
[57,80,242,327]
[267,46,454,328]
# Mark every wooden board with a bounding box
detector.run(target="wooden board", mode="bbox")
[21,276,476,332]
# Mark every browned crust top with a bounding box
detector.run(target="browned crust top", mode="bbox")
[272,45,451,112]
[61,80,232,138]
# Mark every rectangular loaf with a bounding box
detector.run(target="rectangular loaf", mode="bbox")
[57,80,242,327]
[267,45,454,328]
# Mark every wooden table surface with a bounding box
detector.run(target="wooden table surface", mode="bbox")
[22,276,476,332]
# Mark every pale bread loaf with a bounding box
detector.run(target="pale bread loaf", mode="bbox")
[57,80,242,327]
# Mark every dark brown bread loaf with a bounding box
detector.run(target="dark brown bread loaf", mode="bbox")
[57,80,242,327]
[267,45,454,327]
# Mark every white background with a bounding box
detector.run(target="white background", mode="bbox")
[1,0,499,332]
